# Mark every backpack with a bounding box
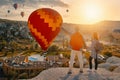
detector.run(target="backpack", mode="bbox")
[94,41,104,52]
[70,32,84,51]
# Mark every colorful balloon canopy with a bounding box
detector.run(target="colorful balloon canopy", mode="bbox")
[20,11,24,17]
[28,8,63,50]
[13,3,18,10]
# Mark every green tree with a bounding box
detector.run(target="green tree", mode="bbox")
[104,51,112,57]
[48,45,59,52]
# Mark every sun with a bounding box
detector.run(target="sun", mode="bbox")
[85,6,99,19]
[83,4,102,24]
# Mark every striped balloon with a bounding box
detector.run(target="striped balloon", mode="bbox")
[28,8,63,50]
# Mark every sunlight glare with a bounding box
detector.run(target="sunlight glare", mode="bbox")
[83,4,102,24]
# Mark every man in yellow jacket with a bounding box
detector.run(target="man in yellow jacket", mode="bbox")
[68,28,86,74]
[62,27,86,74]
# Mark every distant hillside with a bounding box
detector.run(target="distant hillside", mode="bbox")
[62,20,120,31]
[0,18,120,42]
[0,18,120,32]
[95,21,120,30]
[0,18,29,40]
[96,20,120,27]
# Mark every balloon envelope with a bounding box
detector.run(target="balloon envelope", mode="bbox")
[21,11,24,17]
[7,10,10,13]
[66,9,69,12]
[13,3,18,10]
[28,8,63,50]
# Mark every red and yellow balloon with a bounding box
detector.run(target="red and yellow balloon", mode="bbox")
[28,8,63,50]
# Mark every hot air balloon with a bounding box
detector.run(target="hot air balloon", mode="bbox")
[66,9,69,12]
[7,10,10,13]
[20,11,24,17]
[28,8,63,51]
[13,3,18,10]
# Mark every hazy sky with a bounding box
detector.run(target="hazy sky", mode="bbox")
[0,0,120,24]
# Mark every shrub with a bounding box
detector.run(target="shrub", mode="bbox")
[48,45,59,52]
[18,73,28,79]
[104,51,112,57]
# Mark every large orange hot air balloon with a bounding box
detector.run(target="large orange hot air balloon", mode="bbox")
[28,8,63,50]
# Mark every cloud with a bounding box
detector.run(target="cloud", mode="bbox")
[0,0,69,22]
[38,0,69,7]
[0,0,69,8]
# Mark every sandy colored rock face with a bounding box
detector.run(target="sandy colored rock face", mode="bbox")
[29,68,120,80]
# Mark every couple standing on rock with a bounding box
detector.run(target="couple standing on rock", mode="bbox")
[62,27,102,74]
